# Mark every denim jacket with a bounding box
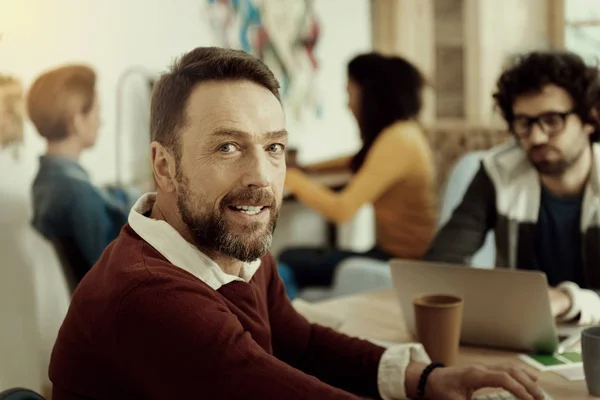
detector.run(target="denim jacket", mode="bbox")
[31,155,139,275]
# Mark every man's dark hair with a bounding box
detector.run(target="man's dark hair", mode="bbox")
[151,47,281,159]
[347,52,425,172]
[493,51,600,142]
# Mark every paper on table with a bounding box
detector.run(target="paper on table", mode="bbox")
[553,365,585,381]
[517,351,582,372]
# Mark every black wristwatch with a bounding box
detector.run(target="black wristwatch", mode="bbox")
[417,362,445,400]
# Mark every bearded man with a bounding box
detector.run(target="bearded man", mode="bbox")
[425,51,600,325]
[48,47,543,400]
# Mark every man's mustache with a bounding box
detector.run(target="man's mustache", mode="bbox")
[221,189,277,208]
[529,145,557,153]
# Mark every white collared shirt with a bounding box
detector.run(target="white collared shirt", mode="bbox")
[128,193,261,290]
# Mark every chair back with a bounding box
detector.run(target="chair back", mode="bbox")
[438,151,496,268]
[438,151,487,226]
[0,388,44,400]
[50,237,87,293]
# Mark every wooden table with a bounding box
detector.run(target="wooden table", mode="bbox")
[308,289,595,399]
[283,171,351,248]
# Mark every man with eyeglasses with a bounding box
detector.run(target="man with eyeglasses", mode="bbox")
[425,51,600,325]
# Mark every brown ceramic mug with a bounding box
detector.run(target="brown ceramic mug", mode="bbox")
[413,294,464,366]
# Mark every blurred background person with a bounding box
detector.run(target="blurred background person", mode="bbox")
[27,65,144,284]
[425,51,600,324]
[279,53,437,295]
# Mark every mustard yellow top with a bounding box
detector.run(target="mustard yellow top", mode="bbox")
[285,120,437,259]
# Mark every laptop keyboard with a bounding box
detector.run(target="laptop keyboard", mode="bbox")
[473,391,553,400]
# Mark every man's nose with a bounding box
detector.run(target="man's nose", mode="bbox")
[528,122,549,146]
[241,152,270,189]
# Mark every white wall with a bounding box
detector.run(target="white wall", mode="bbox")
[565,0,600,62]
[566,0,600,21]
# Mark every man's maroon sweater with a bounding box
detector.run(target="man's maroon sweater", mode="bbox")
[49,224,387,399]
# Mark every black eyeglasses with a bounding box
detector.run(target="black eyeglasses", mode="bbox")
[511,111,575,139]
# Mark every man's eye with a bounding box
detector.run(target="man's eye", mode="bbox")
[513,118,528,128]
[219,143,236,153]
[268,143,284,153]
[542,114,562,127]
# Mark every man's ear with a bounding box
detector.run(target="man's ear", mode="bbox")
[583,123,595,136]
[150,141,177,193]
[585,107,600,136]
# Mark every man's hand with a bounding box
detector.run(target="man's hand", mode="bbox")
[549,287,572,318]
[425,364,544,400]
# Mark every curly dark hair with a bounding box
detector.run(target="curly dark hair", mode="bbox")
[348,53,425,172]
[493,51,600,142]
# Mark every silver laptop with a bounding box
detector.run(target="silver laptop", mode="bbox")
[389,259,577,354]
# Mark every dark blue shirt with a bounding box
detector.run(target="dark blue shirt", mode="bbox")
[528,185,585,287]
[31,155,139,276]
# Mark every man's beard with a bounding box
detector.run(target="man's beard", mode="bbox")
[528,143,586,177]
[529,151,570,176]
[176,178,278,262]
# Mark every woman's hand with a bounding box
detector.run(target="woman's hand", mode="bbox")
[426,363,545,400]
